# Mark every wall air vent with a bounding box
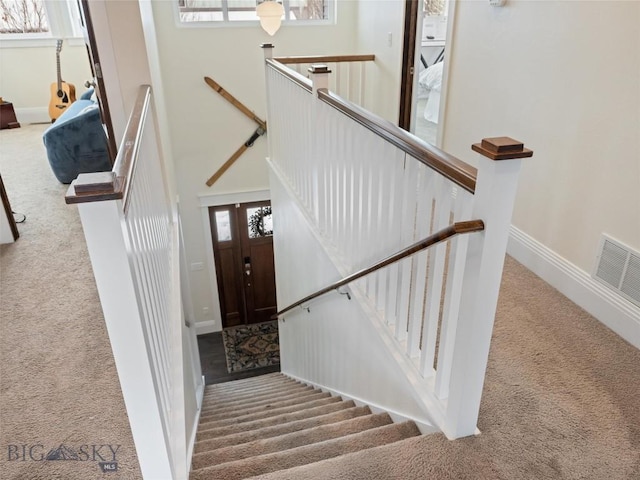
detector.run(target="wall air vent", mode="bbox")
[594,234,640,308]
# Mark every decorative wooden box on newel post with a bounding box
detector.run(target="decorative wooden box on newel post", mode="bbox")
[0,98,20,130]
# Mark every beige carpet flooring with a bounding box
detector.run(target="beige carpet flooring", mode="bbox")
[0,124,141,479]
[1,125,639,480]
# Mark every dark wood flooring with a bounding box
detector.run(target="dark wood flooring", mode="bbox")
[197,332,281,385]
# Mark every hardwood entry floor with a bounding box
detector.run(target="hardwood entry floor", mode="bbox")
[197,332,280,385]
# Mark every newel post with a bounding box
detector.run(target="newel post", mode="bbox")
[308,64,331,93]
[308,64,331,228]
[443,137,533,439]
[261,43,275,167]
[261,42,274,60]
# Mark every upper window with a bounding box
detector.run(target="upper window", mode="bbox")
[0,0,49,35]
[177,0,332,24]
[0,0,82,42]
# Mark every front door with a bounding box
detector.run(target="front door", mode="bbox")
[210,201,277,328]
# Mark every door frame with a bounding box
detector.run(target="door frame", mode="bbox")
[398,0,458,147]
[398,0,420,131]
[198,189,271,335]
[78,0,118,162]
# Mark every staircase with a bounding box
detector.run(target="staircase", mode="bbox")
[190,373,424,479]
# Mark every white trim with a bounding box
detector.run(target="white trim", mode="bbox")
[0,36,84,48]
[198,189,270,208]
[282,372,439,435]
[186,375,205,473]
[15,107,49,125]
[435,0,457,148]
[507,225,640,350]
[195,320,218,335]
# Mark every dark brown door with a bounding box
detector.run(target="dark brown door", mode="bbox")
[210,202,277,328]
[76,0,117,162]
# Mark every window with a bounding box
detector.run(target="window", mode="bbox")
[177,0,332,25]
[0,0,82,43]
[246,206,273,238]
[215,210,233,242]
[0,0,49,35]
[424,0,446,17]
[422,0,448,42]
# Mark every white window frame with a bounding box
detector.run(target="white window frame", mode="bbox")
[174,0,335,29]
[0,0,83,48]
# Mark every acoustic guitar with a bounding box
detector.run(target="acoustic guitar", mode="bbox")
[48,39,76,122]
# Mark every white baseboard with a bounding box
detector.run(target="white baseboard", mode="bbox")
[15,107,49,125]
[186,375,205,474]
[195,320,219,336]
[508,226,640,350]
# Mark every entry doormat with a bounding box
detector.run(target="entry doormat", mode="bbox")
[222,320,280,373]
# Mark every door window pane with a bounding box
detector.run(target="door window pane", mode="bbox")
[215,210,232,241]
[247,206,273,238]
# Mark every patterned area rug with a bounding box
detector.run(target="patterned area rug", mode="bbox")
[222,320,280,373]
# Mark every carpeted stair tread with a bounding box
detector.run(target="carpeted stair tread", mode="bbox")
[203,385,311,409]
[202,386,318,413]
[205,382,307,405]
[204,372,284,390]
[196,400,357,441]
[204,375,296,393]
[199,391,331,422]
[189,421,421,480]
[194,406,372,454]
[200,390,331,423]
[205,376,295,394]
[198,396,343,430]
[243,433,440,480]
[201,386,317,414]
[205,381,299,400]
[191,412,393,470]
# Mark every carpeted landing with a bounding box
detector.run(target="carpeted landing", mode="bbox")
[190,372,423,479]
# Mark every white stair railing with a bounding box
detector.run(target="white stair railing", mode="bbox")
[66,86,201,479]
[263,45,533,439]
[274,53,375,109]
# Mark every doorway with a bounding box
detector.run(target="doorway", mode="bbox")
[209,201,277,328]
[400,0,452,146]
[77,0,118,162]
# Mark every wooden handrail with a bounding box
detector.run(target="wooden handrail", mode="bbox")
[65,85,151,207]
[272,220,484,319]
[274,54,375,65]
[317,89,478,193]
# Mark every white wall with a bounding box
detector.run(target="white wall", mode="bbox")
[146,0,358,331]
[0,42,92,123]
[354,0,406,122]
[439,0,640,345]
[442,0,639,273]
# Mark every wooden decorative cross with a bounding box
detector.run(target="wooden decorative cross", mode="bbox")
[204,76,267,187]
